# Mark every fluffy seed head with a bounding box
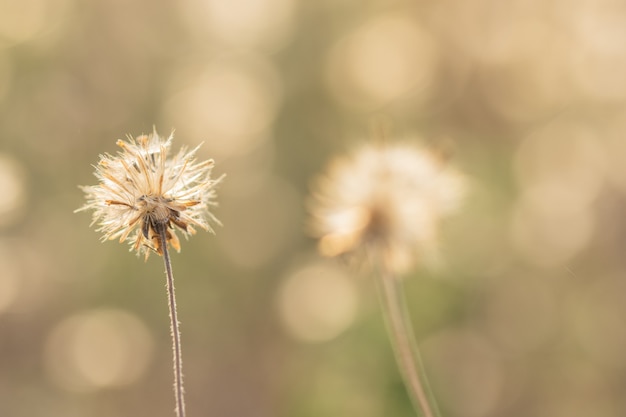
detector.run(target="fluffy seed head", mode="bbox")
[76,130,224,260]
[308,142,465,273]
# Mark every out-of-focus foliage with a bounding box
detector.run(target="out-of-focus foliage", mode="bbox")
[1,0,626,416]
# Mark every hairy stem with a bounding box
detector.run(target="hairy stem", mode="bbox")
[374,260,440,417]
[156,223,186,417]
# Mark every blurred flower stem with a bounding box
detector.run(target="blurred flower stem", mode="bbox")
[157,223,186,417]
[374,255,440,417]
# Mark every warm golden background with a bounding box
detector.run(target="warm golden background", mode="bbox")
[1,0,626,416]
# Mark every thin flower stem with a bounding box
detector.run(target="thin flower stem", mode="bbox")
[156,223,186,417]
[374,258,441,417]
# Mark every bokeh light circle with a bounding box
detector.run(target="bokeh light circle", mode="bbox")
[179,0,296,50]
[326,14,438,110]
[277,260,358,343]
[44,308,154,392]
[163,54,282,159]
[0,153,27,228]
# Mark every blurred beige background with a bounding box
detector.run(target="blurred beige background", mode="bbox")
[1,0,626,416]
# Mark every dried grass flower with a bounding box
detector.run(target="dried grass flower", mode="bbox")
[309,142,465,273]
[76,129,223,260]
[308,140,467,417]
[76,129,224,417]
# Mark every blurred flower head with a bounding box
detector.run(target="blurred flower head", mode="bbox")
[309,142,465,273]
[76,130,223,260]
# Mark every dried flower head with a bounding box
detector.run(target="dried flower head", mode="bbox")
[76,129,223,259]
[308,142,465,273]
